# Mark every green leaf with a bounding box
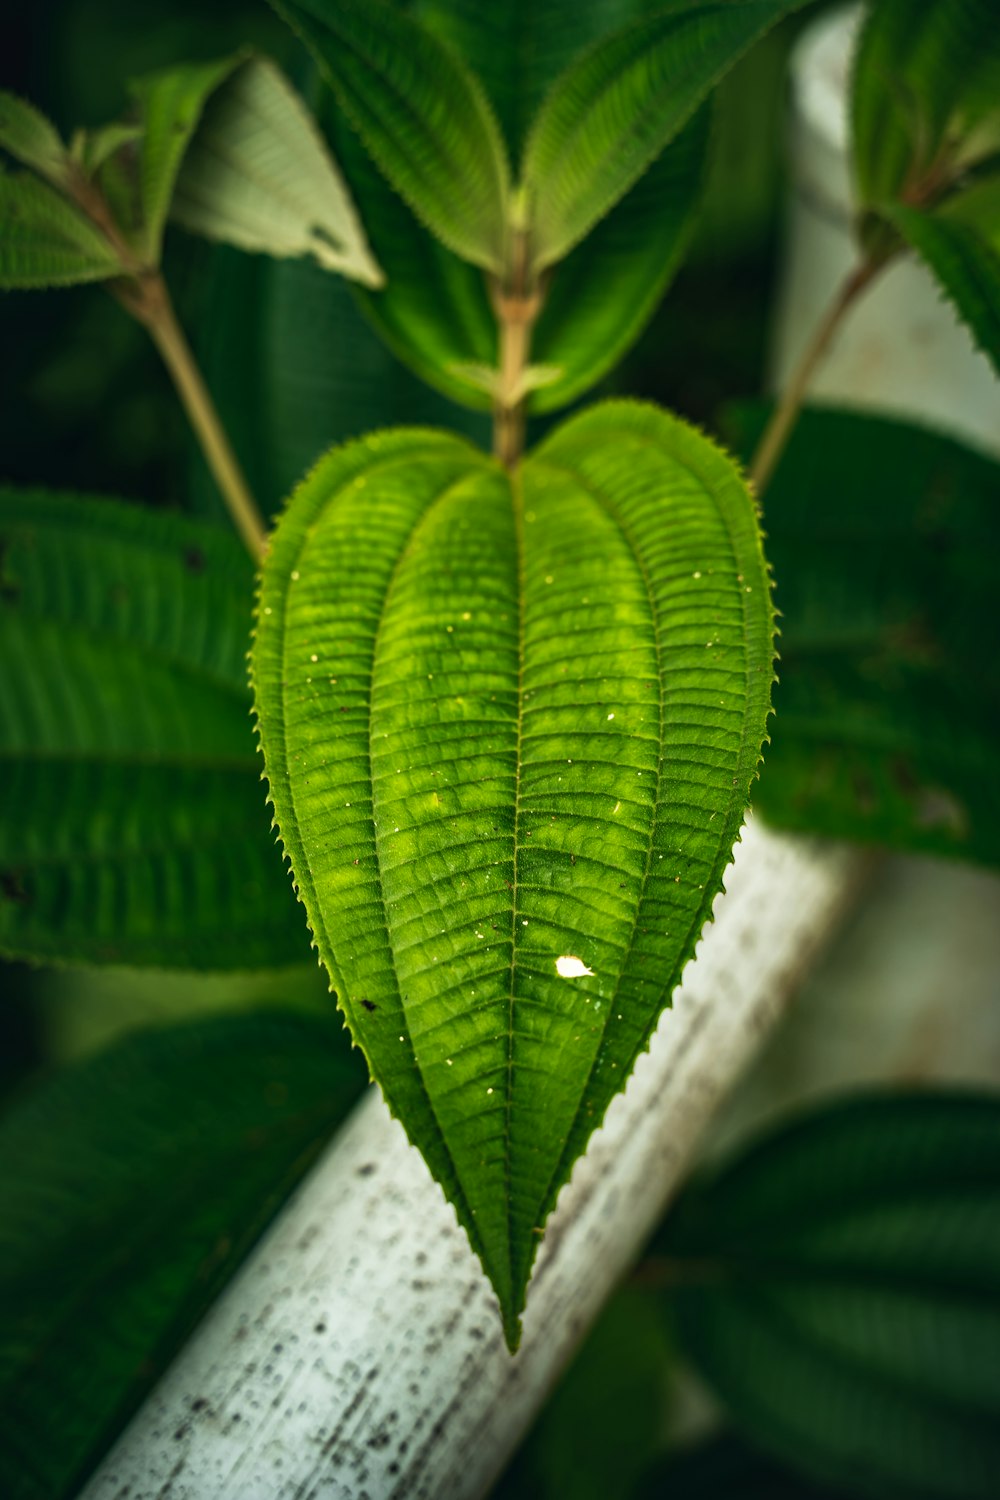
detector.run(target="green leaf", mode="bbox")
[0,170,123,289]
[493,1286,673,1500]
[851,0,1000,209]
[272,0,510,272]
[637,1434,858,1499]
[657,1092,1000,1500]
[0,487,307,969]
[725,404,1000,866]
[882,200,1000,381]
[313,106,497,411]
[521,0,800,271]
[127,54,240,261]
[72,121,143,176]
[0,90,69,187]
[319,38,709,415]
[170,55,383,286]
[530,107,710,413]
[252,401,775,1345]
[0,1010,366,1500]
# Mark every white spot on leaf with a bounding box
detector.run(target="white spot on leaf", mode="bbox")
[556,955,595,979]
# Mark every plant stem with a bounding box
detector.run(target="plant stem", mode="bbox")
[492,229,539,470]
[116,272,268,561]
[749,259,881,496]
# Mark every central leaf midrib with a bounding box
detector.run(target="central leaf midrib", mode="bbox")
[504,466,527,1302]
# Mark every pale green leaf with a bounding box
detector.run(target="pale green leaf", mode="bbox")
[127,54,240,260]
[883,200,1000,380]
[272,0,510,272]
[0,487,307,969]
[0,170,122,289]
[252,402,774,1344]
[851,0,1000,208]
[0,90,69,187]
[521,0,800,271]
[171,55,382,287]
[726,404,1000,866]
[74,121,143,176]
[0,1011,366,1500]
[659,1093,1000,1500]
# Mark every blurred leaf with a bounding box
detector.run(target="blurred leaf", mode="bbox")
[127,53,239,260]
[494,1288,672,1500]
[0,90,69,187]
[637,1433,867,1499]
[0,170,122,289]
[851,0,1000,209]
[192,244,488,515]
[657,1092,1000,1500]
[726,404,1000,866]
[171,55,382,286]
[318,108,497,411]
[883,200,1000,381]
[73,120,143,175]
[521,0,800,271]
[0,487,307,968]
[0,1009,367,1500]
[322,2,710,415]
[273,0,510,272]
[530,107,709,413]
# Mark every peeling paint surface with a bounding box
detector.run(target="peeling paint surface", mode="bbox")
[79,820,859,1500]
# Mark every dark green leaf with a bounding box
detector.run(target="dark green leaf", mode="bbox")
[0,487,307,968]
[192,246,488,516]
[0,90,69,187]
[637,1433,884,1499]
[530,107,710,413]
[658,1092,1000,1500]
[0,170,122,289]
[252,401,774,1344]
[521,0,800,270]
[883,200,1000,381]
[272,0,510,272]
[493,1288,672,1500]
[726,405,1000,866]
[851,0,1000,208]
[170,55,383,286]
[0,1010,366,1500]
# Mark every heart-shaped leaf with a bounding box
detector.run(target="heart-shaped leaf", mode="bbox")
[252,401,774,1344]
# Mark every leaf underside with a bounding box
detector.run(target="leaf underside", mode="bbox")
[0,171,122,289]
[661,1093,1000,1500]
[0,488,306,969]
[170,55,383,286]
[253,400,774,1343]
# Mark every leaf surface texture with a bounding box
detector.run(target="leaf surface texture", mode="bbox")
[253,401,773,1339]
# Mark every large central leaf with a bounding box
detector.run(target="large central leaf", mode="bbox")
[252,401,773,1342]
